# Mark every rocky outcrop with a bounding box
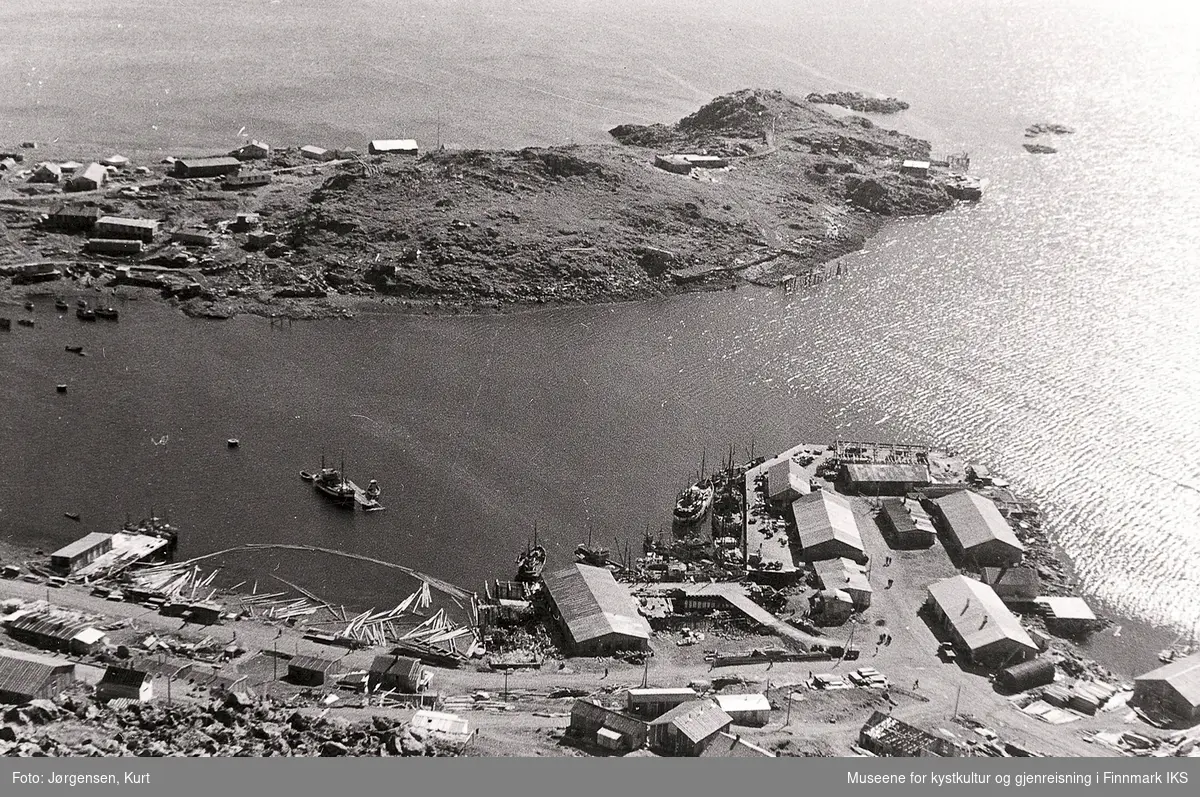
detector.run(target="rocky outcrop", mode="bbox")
[807,91,910,114]
[1023,143,1058,154]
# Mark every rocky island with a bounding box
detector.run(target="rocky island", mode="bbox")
[805,91,911,114]
[1,89,967,319]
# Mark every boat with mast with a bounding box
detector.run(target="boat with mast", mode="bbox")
[515,523,546,582]
[311,456,356,508]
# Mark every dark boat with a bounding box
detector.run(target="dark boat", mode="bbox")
[17,318,34,327]
[64,512,81,521]
[574,543,611,567]
[65,345,84,353]
[227,438,240,448]
[55,298,69,311]
[24,301,34,311]
[515,545,546,582]
[312,461,356,508]
[94,307,120,320]
[76,305,96,321]
[0,318,10,331]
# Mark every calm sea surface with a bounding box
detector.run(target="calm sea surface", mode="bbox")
[2,1,1199,666]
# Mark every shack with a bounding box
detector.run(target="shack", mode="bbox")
[66,163,107,192]
[223,172,272,190]
[300,145,332,162]
[931,490,1025,567]
[50,532,113,573]
[900,159,931,178]
[185,602,223,625]
[859,710,961,756]
[569,700,649,752]
[230,141,270,160]
[0,648,76,704]
[30,162,62,183]
[791,490,866,563]
[171,230,219,247]
[925,575,1038,669]
[367,654,427,693]
[542,563,651,656]
[713,693,770,727]
[5,614,106,655]
[1131,652,1200,723]
[699,732,775,757]
[287,655,341,686]
[625,687,698,719]
[766,456,809,503]
[94,216,158,243]
[96,665,153,702]
[809,588,854,625]
[838,463,931,496]
[46,203,101,232]
[409,710,470,744]
[172,157,242,179]
[648,699,732,757]
[1033,596,1101,637]
[981,567,1041,603]
[877,498,936,548]
[812,558,873,610]
[368,139,419,156]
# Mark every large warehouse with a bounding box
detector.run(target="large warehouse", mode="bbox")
[1131,652,1200,723]
[542,564,650,656]
[931,490,1025,567]
[791,490,866,563]
[926,575,1038,669]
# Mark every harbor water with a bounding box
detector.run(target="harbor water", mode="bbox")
[2,0,1199,667]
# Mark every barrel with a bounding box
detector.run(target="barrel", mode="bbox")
[996,658,1056,693]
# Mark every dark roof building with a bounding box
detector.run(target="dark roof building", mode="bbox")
[46,203,102,231]
[859,711,961,757]
[878,497,936,548]
[648,699,733,756]
[66,163,108,192]
[932,490,1025,567]
[230,141,270,160]
[981,567,1041,603]
[94,216,158,243]
[288,655,341,686]
[368,139,418,155]
[49,532,113,573]
[4,613,106,655]
[569,700,649,752]
[1132,652,1200,723]
[173,157,242,179]
[367,654,426,693]
[792,490,865,563]
[96,665,153,702]
[0,648,76,704]
[542,564,651,656]
[838,463,931,496]
[926,575,1038,669]
[625,687,698,719]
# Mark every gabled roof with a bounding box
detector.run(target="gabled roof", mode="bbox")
[792,490,863,553]
[96,216,158,230]
[927,575,1037,654]
[934,490,1024,554]
[812,558,873,595]
[369,654,422,680]
[981,566,1040,591]
[542,564,650,644]
[713,693,770,713]
[100,666,150,687]
[1134,652,1200,707]
[0,649,74,698]
[177,156,241,169]
[649,699,731,743]
[841,463,930,484]
[699,731,775,757]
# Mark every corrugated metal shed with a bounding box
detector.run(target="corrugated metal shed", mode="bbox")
[791,490,863,557]
[648,699,732,743]
[933,490,1025,556]
[542,564,650,646]
[0,648,75,702]
[927,575,1037,655]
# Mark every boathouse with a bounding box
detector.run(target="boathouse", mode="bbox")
[791,490,866,563]
[812,557,873,610]
[838,463,931,496]
[648,699,732,757]
[625,687,698,719]
[925,575,1038,669]
[900,159,931,178]
[66,163,107,192]
[96,665,153,702]
[0,648,76,705]
[173,157,241,179]
[766,456,809,503]
[368,139,419,156]
[93,216,158,243]
[569,699,649,752]
[50,532,113,573]
[1131,652,1200,723]
[932,490,1025,567]
[542,563,651,656]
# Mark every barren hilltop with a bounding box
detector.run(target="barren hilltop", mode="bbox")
[1,89,961,318]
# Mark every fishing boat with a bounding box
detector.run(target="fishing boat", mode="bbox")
[673,482,714,526]
[55,298,69,311]
[17,318,34,327]
[515,545,546,582]
[312,460,356,508]
[65,345,84,354]
[365,480,381,500]
[76,304,96,321]
[574,543,611,568]
[227,438,240,448]
[64,512,81,521]
[94,306,120,320]
[24,301,34,311]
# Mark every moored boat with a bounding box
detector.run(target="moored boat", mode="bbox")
[94,306,120,320]
[17,318,34,327]
[515,545,546,582]
[65,345,84,353]
[55,298,69,311]
[76,304,96,321]
[312,464,356,507]
[673,482,714,526]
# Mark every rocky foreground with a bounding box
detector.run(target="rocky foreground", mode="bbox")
[1,689,456,757]
[1,89,961,319]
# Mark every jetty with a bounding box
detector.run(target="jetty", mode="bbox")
[344,477,385,512]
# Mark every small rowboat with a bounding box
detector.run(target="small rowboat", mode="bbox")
[299,470,316,482]
[64,512,81,521]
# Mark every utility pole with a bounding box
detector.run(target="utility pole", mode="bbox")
[952,683,962,719]
[503,668,511,701]
[785,692,793,726]
[641,655,649,689]
[273,641,278,681]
